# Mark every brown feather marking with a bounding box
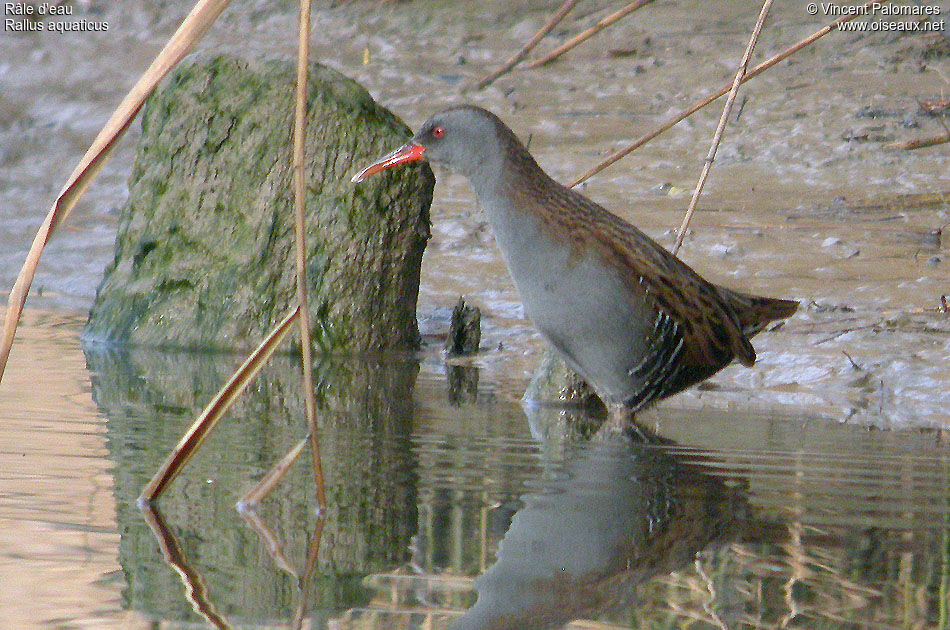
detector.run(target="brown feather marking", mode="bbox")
[489,111,791,397]
[537,182,754,371]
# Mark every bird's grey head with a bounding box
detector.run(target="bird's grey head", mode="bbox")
[410,106,506,179]
[351,106,509,184]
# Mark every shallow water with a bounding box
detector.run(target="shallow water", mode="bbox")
[2,310,949,628]
[1,0,949,627]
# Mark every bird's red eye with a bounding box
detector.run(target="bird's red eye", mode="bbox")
[432,126,445,139]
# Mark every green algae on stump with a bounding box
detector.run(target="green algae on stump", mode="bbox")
[85,54,433,352]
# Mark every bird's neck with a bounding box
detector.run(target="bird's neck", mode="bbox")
[465,138,565,280]
[467,133,553,223]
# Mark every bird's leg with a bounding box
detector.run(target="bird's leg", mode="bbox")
[594,404,661,445]
[593,402,634,440]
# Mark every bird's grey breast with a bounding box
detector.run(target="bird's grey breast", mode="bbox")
[477,193,662,403]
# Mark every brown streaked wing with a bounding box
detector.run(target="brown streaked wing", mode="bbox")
[531,182,756,370]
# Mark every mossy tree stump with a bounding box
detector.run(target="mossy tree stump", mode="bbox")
[84,54,433,352]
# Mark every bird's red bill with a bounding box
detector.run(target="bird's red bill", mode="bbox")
[351,143,426,183]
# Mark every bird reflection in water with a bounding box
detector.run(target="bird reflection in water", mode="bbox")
[452,414,748,630]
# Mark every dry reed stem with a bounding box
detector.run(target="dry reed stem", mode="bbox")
[291,0,327,510]
[885,132,950,151]
[140,502,231,628]
[469,0,579,91]
[293,516,327,630]
[237,435,311,509]
[526,0,655,69]
[0,0,231,384]
[236,441,327,630]
[139,306,300,503]
[671,0,773,256]
[568,0,888,188]
[238,507,299,577]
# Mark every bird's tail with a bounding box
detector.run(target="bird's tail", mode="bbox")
[716,287,798,337]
